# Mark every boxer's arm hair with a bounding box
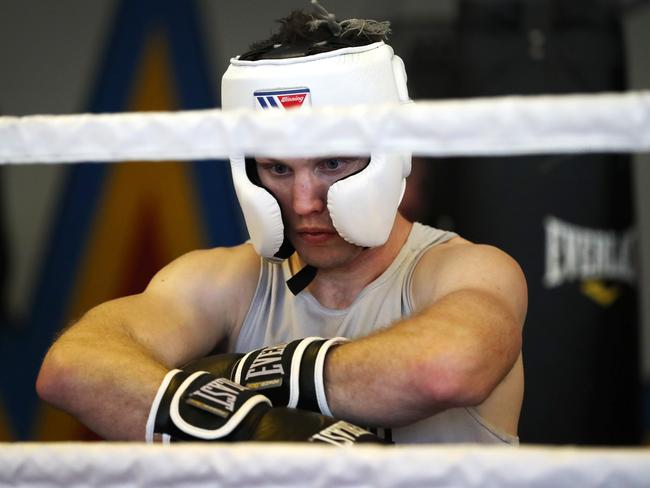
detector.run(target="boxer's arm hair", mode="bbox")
[36,244,260,440]
[323,241,527,429]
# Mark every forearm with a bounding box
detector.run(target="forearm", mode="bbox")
[323,321,446,428]
[323,290,522,428]
[37,319,169,440]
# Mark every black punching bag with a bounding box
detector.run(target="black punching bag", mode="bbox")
[416,0,641,444]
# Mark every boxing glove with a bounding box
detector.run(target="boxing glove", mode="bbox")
[183,353,243,377]
[146,369,384,445]
[184,337,347,416]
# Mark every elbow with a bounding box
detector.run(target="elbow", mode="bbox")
[417,354,496,408]
[36,345,74,408]
[419,328,523,408]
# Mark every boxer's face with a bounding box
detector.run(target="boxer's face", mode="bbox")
[255,157,369,269]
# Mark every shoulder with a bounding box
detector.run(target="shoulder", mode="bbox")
[147,243,260,291]
[411,236,527,324]
[145,243,261,334]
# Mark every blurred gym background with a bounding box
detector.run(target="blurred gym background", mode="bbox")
[0,0,649,445]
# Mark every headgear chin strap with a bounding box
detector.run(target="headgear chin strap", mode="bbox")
[223,41,412,293]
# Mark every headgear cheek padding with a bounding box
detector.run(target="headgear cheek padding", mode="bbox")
[230,158,285,259]
[328,154,411,247]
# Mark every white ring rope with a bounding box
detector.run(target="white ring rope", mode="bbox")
[0,91,649,164]
[1,443,649,488]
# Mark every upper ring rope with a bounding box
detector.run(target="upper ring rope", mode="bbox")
[1,91,649,164]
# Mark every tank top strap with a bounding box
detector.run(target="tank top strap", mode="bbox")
[401,223,457,314]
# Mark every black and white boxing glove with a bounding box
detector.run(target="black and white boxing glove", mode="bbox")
[145,369,383,445]
[183,337,347,416]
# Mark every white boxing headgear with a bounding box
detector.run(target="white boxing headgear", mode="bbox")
[222,41,412,261]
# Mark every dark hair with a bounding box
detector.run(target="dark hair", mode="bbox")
[239,7,391,61]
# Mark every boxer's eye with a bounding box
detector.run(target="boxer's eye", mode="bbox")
[273,164,289,175]
[262,163,290,176]
[319,157,369,176]
[323,159,344,171]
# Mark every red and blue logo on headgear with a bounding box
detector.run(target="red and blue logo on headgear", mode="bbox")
[254,87,311,110]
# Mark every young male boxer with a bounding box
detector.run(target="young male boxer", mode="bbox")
[37,7,526,444]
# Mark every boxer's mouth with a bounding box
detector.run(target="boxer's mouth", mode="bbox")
[297,227,336,244]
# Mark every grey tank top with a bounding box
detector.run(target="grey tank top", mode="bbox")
[231,222,518,445]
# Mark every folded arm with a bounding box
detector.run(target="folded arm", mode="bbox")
[36,245,259,440]
[323,240,527,429]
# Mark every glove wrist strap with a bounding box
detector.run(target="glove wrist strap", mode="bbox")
[146,369,183,443]
[314,337,348,417]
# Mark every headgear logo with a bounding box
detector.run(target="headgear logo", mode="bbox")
[254,88,311,110]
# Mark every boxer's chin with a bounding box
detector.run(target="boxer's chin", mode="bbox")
[293,237,363,271]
